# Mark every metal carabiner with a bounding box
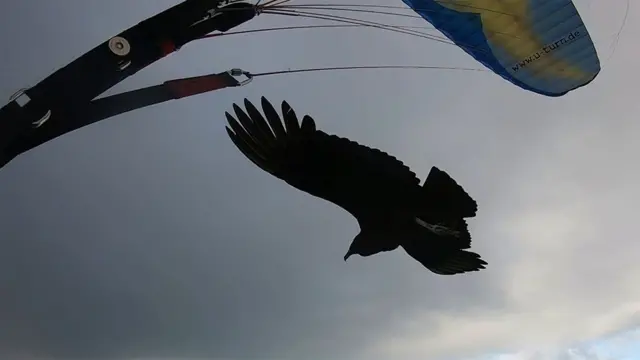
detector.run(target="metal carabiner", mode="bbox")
[228,68,253,86]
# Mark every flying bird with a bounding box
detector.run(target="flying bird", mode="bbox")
[224,97,487,275]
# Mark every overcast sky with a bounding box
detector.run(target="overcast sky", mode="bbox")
[0,0,638,359]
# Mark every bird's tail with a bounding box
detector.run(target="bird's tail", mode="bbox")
[425,249,487,275]
[421,167,477,218]
[401,239,487,275]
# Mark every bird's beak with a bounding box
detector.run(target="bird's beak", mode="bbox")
[344,251,352,262]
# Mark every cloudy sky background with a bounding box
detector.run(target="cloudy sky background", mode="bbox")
[0,0,638,359]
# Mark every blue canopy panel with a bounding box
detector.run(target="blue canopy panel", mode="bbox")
[402,0,601,96]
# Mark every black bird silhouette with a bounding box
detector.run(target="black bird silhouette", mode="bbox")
[224,97,487,275]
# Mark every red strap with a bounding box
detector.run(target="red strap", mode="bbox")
[164,72,239,99]
[159,40,177,57]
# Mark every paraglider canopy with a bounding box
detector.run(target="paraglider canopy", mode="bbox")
[402,0,601,96]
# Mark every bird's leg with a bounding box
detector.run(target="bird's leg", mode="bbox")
[414,218,460,237]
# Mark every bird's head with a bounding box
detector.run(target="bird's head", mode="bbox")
[343,247,355,261]
[343,232,374,261]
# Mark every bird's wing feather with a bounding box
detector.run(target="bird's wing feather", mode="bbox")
[225,97,420,217]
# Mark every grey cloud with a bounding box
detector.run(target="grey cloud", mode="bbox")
[1,0,638,360]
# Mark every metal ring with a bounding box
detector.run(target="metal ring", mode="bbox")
[108,36,131,56]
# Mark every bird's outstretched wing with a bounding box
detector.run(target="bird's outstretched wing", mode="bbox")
[422,167,477,218]
[224,97,421,217]
[413,166,478,249]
